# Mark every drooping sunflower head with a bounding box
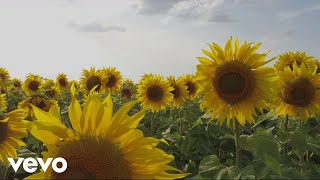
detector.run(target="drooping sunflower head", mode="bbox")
[137,74,174,112]
[0,94,7,113]
[167,76,188,108]
[274,51,315,72]
[12,78,23,90]
[56,73,69,89]
[0,67,10,85]
[0,110,27,164]
[23,74,42,95]
[275,63,320,120]
[196,37,277,126]
[120,79,136,100]
[102,67,123,94]
[180,74,199,101]
[80,67,106,94]
[42,79,61,100]
[25,84,186,179]
[18,96,58,116]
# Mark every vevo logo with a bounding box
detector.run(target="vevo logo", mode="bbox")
[8,157,67,173]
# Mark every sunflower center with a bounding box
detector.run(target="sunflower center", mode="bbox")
[106,75,116,87]
[28,81,39,91]
[121,89,132,99]
[14,82,21,88]
[86,76,101,92]
[51,136,131,180]
[185,82,195,95]
[36,100,47,110]
[213,61,255,104]
[146,85,164,102]
[283,78,315,107]
[59,78,67,87]
[0,121,8,144]
[171,85,181,98]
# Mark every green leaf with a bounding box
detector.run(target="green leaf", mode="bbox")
[289,129,307,160]
[193,155,241,180]
[239,129,280,174]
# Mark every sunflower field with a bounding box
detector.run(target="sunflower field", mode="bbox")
[1,38,320,179]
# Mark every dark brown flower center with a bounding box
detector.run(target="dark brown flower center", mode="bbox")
[59,78,68,87]
[106,75,116,87]
[51,136,131,180]
[171,85,180,98]
[28,81,39,91]
[0,121,8,144]
[213,61,255,104]
[86,76,101,92]
[121,89,132,99]
[146,85,163,102]
[14,82,21,88]
[185,82,195,95]
[283,78,315,107]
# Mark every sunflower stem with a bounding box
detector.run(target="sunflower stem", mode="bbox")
[234,120,241,167]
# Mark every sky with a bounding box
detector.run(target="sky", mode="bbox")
[1,0,320,82]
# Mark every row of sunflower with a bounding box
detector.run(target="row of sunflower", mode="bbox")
[0,37,320,179]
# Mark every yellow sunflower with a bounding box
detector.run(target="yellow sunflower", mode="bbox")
[42,79,61,100]
[180,74,199,101]
[137,74,174,112]
[18,96,58,116]
[0,94,7,113]
[102,67,123,94]
[80,67,106,94]
[23,74,42,95]
[56,73,69,89]
[69,80,79,89]
[274,51,315,72]
[0,67,10,85]
[274,63,320,120]
[25,85,186,179]
[195,37,276,126]
[12,78,23,90]
[0,110,27,164]
[120,79,136,100]
[167,76,188,108]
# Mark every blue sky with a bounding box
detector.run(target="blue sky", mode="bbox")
[1,0,319,81]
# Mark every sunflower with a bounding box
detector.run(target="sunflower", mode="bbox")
[167,76,188,108]
[102,67,123,94]
[195,38,276,126]
[0,67,10,85]
[0,110,27,164]
[0,94,7,113]
[120,79,136,100]
[274,51,315,72]
[23,74,42,95]
[180,74,199,101]
[25,85,186,179]
[69,80,79,89]
[18,96,58,116]
[137,74,173,112]
[80,67,106,94]
[12,78,22,90]
[42,79,61,100]
[56,73,69,89]
[274,63,320,120]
